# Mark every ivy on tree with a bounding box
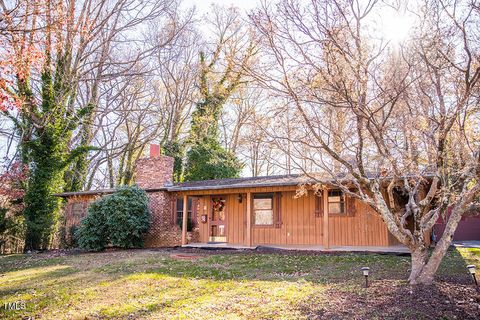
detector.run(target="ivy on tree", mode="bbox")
[162,140,184,182]
[2,16,95,250]
[19,57,94,251]
[184,44,254,181]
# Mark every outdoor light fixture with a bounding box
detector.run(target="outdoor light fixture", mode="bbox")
[237,194,243,203]
[361,267,370,288]
[466,265,477,286]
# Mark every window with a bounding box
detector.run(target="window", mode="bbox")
[71,202,85,218]
[176,198,197,231]
[328,190,345,214]
[253,193,275,226]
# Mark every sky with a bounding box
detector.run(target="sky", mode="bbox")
[183,0,261,15]
[183,0,417,47]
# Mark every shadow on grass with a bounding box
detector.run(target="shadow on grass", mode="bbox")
[0,247,478,319]
[0,265,78,296]
[0,247,475,294]
[98,247,479,319]
[291,247,480,320]
[139,247,478,284]
[437,246,478,284]
[106,247,480,319]
[296,280,480,320]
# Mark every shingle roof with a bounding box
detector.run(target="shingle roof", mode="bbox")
[166,174,315,191]
[55,172,434,196]
[54,175,314,197]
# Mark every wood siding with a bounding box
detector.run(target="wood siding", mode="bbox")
[226,194,247,244]
[328,200,389,246]
[196,196,209,243]
[253,191,323,245]
[177,186,391,247]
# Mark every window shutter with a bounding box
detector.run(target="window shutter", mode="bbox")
[346,195,356,216]
[274,192,282,228]
[171,197,177,226]
[315,194,323,217]
[192,197,199,225]
[82,201,88,218]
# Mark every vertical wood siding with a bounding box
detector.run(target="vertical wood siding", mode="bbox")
[226,194,246,244]
[196,196,209,243]
[328,199,389,246]
[251,191,324,245]
[179,187,391,247]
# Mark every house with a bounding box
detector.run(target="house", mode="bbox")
[434,212,480,242]
[57,147,449,251]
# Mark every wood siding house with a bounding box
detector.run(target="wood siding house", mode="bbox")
[169,177,399,249]
[57,151,434,251]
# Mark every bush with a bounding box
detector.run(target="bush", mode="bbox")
[76,200,109,251]
[76,185,150,251]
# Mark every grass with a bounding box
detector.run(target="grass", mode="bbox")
[0,247,478,319]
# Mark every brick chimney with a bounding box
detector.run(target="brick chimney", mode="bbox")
[149,143,161,157]
[135,144,174,189]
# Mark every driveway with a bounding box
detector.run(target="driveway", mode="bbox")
[453,240,480,248]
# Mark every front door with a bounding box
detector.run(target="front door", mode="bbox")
[209,196,227,242]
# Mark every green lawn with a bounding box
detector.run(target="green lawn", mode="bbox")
[0,248,479,319]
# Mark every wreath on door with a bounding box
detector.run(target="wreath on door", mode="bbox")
[212,198,226,212]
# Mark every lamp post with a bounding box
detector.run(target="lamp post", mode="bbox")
[466,265,477,286]
[361,267,370,288]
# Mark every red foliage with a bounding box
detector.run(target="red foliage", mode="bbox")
[0,61,17,111]
[0,43,45,111]
[0,2,46,111]
[0,162,28,207]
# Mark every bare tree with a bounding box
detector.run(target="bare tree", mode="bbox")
[65,0,186,191]
[81,64,162,188]
[237,110,278,177]
[151,11,200,181]
[82,7,199,188]
[183,5,257,181]
[219,86,259,153]
[251,0,480,284]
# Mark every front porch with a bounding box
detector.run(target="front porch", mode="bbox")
[182,242,410,254]
[174,182,399,250]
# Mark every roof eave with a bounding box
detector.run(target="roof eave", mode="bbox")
[167,181,311,192]
[54,187,168,197]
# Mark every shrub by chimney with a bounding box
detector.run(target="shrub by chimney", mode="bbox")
[135,144,174,189]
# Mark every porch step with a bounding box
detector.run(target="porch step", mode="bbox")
[182,243,256,250]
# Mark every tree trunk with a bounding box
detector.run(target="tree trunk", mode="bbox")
[408,240,451,285]
[414,251,442,285]
[408,248,428,284]
[411,205,464,284]
[371,188,471,286]
[407,192,472,285]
